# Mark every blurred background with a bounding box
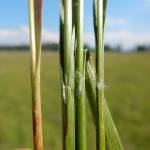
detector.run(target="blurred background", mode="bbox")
[0,0,150,150]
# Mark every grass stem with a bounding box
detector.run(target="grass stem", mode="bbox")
[59,0,75,149]
[28,0,43,150]
[74,0,86,150]
[94,0,105,149]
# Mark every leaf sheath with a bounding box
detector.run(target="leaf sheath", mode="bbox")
[28,0,43,150]
[59,0,75,149]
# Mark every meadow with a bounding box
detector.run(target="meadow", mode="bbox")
[0,52,150,150]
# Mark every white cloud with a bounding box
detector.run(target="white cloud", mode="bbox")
[0,26,59,45]
[0,26,29,45]
[106,17,128,27]
[0,26,150,50]
[42,29,59,43]
[84,30,150,49]
[105,30,150,49]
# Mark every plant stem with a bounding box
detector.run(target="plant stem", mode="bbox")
[85,53,124,150]
[103,0,107,28]
[74,0,86,150]
[94,0,105,149]
[28,0,43,150]
[59,0,65,149]
[60,0,75,149]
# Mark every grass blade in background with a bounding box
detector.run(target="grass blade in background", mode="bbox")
[74,0,86,150]
[85,53,124,150]
[94,0,105,149]
[59,0,75,149]
[28,0,43,150]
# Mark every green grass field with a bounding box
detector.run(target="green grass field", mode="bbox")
[0,52,150,150]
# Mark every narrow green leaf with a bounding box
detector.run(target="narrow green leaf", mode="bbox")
[85,53,124,150]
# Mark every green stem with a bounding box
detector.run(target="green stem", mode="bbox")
[59,0,65,149]
[28,0,43,150]
[85,53,124,150]
[103,0,107,28]
[60,0,75,149]
[74,0,86,150]
[94,0,105,149]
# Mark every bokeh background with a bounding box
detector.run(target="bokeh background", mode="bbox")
[0,0,150,150]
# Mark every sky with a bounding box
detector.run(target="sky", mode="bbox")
[0,0,150,49]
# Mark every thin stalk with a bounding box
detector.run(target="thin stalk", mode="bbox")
[28,0,43,150]
[85,53,124,150]
[59,0,65,149]
[59,0,75,149]
[94,0,105,149]
[93,0,107,48]
[103,0,107,28]
[74,0,86,150]
[92,1,123,149]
